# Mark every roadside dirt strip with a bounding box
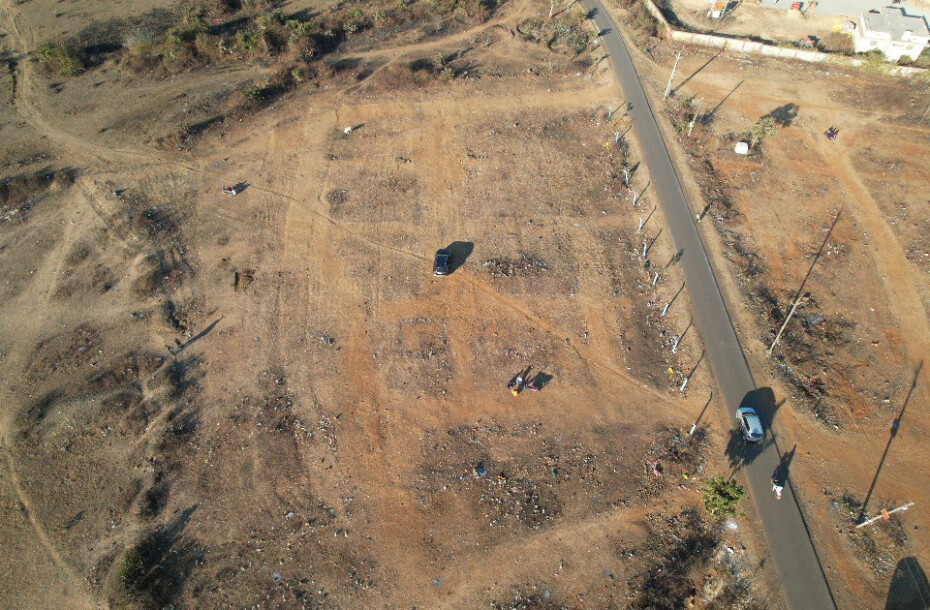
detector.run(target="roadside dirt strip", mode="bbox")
[580,1,837,608]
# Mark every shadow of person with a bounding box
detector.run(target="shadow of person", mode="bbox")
[532,372,553,390]
[444,241,474,275]
[233,182,251,194]
[772,444,796,486]
[886,556,930,610]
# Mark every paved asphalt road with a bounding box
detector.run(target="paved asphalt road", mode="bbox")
[580,1,838,608]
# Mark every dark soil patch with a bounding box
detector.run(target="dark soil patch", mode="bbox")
[418,421,654,533]
[0,167,75,224]
[483,254,549,277]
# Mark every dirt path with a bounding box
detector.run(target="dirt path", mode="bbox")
[1,0,148,165]
[434,498,660,606]
[825,137,930,368]
[347,0,528,62]
[0,443,97,608]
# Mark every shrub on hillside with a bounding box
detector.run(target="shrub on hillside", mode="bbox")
[701,476,747,519]
[35,41,85,76]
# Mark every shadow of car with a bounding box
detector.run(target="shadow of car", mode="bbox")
[444,241,474,274]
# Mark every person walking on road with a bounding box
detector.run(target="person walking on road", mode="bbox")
[772,478,784,500]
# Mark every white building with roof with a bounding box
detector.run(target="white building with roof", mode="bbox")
[852,7,930,61]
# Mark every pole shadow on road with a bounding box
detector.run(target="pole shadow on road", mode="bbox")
[886,557,930,610]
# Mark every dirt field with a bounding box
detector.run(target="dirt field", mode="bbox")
[4,0,927,606]
[619,25,930,609]
[666,0,853,45]
[0,0,779,608]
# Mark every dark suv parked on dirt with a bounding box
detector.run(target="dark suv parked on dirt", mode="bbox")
[433,249,451,276]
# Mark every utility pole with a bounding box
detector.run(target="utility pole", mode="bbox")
[856,502,915,529]
[768,292,809,354]
[768,210,842,355]
[687,99,701,136]
[664,51,682,99]
[679,350,704,393]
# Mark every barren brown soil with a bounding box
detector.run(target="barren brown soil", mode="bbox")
[8,0,927,606]
[668,0,851,45]
[0,0,772,608]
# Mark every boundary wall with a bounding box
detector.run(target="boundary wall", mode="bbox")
[635,0,927,77]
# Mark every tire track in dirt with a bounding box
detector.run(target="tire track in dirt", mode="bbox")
[0,444,97,609]
[285,105,340,350]
[420,492,665,606]
[816,133,930,369]
[346,0,528,63]
[464,276,670,402]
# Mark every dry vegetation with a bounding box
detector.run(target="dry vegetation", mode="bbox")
[660,66,928,428]
[0,0,764,607]
[5,0,927,605]
[0,167,74,223]
[34,0,512,149]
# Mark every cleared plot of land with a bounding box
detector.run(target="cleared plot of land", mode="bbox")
[0,0,756,608]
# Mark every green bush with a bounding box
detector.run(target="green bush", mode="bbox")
[701,476,747,520]
[166,11,208,45]
[286,19,315,40]
[858,48,888,73]
[748,116,779,149]
[36,42,85,76]
[236,29,261,52]
[898,45,930,69]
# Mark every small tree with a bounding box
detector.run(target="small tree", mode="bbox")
[748,116,779,149]
[702,476,747,519]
